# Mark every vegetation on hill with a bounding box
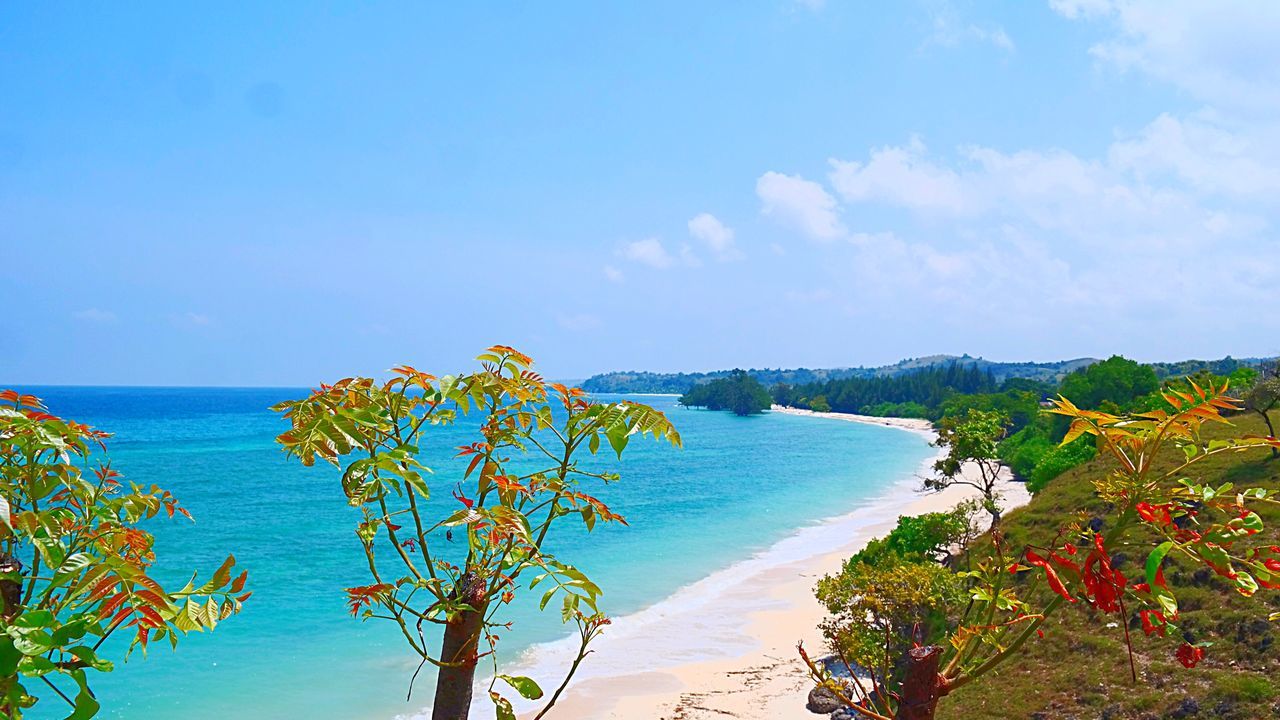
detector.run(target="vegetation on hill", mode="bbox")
[580,355,1102,394]
[940,407,1280,719]
[804,380,1280,720]
[774,363,999,418]
[678,370,773,416]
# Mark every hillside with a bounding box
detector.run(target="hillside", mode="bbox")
[580,355,1100,394]
[939,411,1280,719]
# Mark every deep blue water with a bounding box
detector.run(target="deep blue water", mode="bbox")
[13,387,932,720]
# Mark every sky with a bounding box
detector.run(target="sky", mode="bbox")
[3,1,1279,386]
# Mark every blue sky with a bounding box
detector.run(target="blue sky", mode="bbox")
[3,1,1278,385]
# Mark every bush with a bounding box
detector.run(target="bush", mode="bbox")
[854,508,975,567]
[1027,437,1096,492]
[861,401,931,419]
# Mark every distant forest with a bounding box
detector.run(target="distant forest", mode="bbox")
[580,354,1271,395]
[580,355,1097,394]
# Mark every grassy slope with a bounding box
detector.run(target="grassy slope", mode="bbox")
[940,411,1280,720]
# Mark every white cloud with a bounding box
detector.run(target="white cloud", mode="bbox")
[925,2,1015,52]
[621,237,675,268]
[756,171,846,241]
[557,313,600,332]
[1048,0,1113,20]
[73,308,117,323]
[1108,113,1280,197]
[678,243,702,267]
[1054,1,1280,113]
[603,264,624,283]
[170,312,212,328]
[828,137,975,214]
[688,213,741,261]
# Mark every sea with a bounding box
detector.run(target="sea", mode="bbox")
[14,387,934,720]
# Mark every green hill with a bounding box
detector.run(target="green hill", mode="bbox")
[940,411,1280,719]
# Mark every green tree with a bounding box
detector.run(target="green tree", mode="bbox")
[1244,361,1279,459]
[1057,355,1158,411]
[0,390,248,718]
[803,379,1280,720]
[679,370,773,416]
[924,410,1009,531]
[272,347,680,720]
[809,395,831,413]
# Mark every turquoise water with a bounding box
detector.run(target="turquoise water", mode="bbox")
[17,387,932,720]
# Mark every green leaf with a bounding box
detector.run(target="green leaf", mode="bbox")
[69,646,113,672]
[605,422,630,459]
[1146,541,1173,590]
[67,668,101,720]
[498,674,544,700]
[490,691,517,720]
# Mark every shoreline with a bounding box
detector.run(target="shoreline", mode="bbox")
[501,408,1029,719]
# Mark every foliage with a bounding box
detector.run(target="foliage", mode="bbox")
[815,559,962,685]
[1025,437,1096,493]
[925,410,1009,528]
[0,390,248,719]
[1243,362,1279,458]
[853,506,977,568]
[677,370,772,416]
[582,356,1098,395]
[860,402,931,420]
[802,378,1280,720]
[775,364,998,418]
[271,347,680,719]
[938,390,1041,431]
[1057,355,1159,412]
[808,395,831,413]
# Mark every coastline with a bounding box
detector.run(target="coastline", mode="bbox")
[508,407,1030,720]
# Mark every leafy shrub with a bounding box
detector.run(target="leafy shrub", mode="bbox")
[679,369,773,415]
[854,507,975,567]
[860,401,930,419]
[1026,437,1096,493]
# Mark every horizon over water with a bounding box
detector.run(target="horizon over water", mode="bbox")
[15,386,934,720]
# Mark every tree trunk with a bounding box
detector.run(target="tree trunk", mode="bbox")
[1261,410,1278,459]
[0,553,22,620]
[431,574,489,720]
[895,645,944,720]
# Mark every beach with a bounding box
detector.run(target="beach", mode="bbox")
[523,407,1031,719]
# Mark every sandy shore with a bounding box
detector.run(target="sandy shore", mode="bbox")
[519,407,1030,720]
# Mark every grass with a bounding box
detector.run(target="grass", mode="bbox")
[938,411,1280,720]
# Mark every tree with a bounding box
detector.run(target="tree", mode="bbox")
[678,370,772,416]
[1057,355,1158,411]
[271,347,679,720]
[1243,362,1280,459]
[803,378,1280,720]
[924,410,1009,531]
[0,390,248,718]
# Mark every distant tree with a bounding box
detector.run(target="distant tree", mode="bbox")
[924,410,1009,532]
[0,391,248,719]
[272,347,679,720]
[1057,355,1158,411]
[1244,361,1280,459]
[679,370,772,416]
[809,395,832,413]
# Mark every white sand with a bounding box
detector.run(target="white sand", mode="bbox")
[518,407,1030,720]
